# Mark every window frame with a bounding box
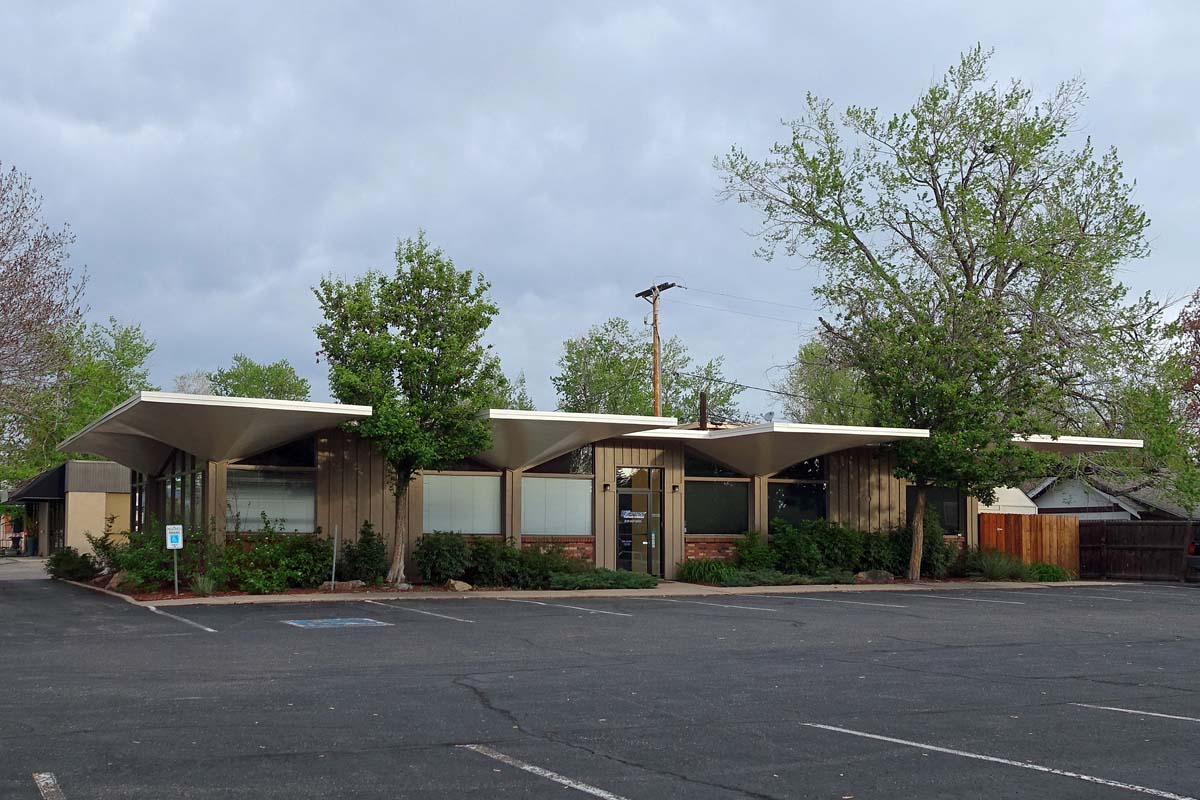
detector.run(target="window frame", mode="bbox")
[521,474,594,536]
[766,457,829,524]
[225,462,318,534]
[421,470,504,535]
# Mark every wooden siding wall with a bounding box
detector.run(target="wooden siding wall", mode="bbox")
[315,428,400,554]
[827,447,906,533]
[594,439,685,574]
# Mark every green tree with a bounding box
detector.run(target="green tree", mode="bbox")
[719,46,1174,577]
[775,339,872,425]
[3,317,157,484]
[208,354,310,401]
[492,371,535,410]
[552,316,740,422]
[314,232,502,583]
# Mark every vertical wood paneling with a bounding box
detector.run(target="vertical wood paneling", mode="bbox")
[353,435,370,542]
[339,430,355,542]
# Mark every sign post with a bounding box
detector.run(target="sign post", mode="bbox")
[165,524,183,596]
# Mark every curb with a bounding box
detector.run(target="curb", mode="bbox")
[61,576,1142,608]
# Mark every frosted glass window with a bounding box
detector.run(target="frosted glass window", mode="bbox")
[226,469,316,532]
[522,477,593,536]
[423,474,501,534]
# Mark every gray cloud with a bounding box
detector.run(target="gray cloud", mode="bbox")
[3,0,1196,411]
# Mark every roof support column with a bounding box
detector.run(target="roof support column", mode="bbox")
[204,460,226,544]
[503,469,522,549]
[751,475,769,535]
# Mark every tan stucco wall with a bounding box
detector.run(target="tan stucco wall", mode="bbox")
[65,491,129,554]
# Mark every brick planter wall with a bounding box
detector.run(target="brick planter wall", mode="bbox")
[684,535,741,562]
[522,536,595,562]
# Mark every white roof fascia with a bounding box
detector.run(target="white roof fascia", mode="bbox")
[1014,434,1144,453]
[477,409,677,471]
[626,422,929,476]
[58,392,373,474]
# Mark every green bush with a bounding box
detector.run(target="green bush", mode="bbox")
[45,547,98,581]
[966,548,1030,581]
[338,521,389,584]
[806,520,866,573]
[548,568,658,590]
[769,520,823,575]
[466,537,520,587]
[115,524,214,590]
[1026,561,1074,582]
[734,530,776,570]
[677,557,738,584]
[888,519,956,578]
[511,542,592,589]
[860,532,899,573]
[718,569,856,587]
[222,534,332,594]
[190,573,217,596]
[412,531,471,584]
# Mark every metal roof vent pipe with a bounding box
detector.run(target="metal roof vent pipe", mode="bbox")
[699,391,708,430]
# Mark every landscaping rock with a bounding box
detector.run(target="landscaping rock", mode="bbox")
[106,570,129,590]
[854,569,894,584]
[445,579,473,592]
[320,579,365,592]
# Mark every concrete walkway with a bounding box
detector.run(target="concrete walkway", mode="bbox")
[64,575,1132,608]
[0,556,49,581]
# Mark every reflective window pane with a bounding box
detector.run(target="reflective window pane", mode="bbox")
[684,480,749,535]
[522,477,592,535]
[422,474,501,534]
[767,482,828,526]
[226,469,317,532]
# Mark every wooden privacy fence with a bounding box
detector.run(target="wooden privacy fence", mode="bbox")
[978,513,1079,573]
[1078,520,1196,581]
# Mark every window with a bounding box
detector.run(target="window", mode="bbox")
[906,486,967,535]
[527,446,594,475]
[767,482,827,526]
[226,469,316,532]
[153,450,206,532]
[684,481,749,534]
[522,477,592,535]
[236,438,316,467]
[422,474,501,534]
[768,457,828,524]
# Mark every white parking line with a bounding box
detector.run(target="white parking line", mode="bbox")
[802,723,1196,800]
[1071,703,1200,724]
[32,772,66,799]
[458,744,630,800]
[1018,591,1134,602]
[649,598,780,612]
[497,599,632,617]
[743,594,908,609]
[908,594,1025,605]
[146,606,217,633]
[363,599,474,623]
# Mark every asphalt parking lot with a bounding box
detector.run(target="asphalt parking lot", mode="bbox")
[3,572,1200,799]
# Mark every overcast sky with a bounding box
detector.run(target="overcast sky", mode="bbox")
[3,1,1197,414]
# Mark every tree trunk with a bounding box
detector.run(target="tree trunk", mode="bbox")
[908,484,927,581]
[386,481,410,585]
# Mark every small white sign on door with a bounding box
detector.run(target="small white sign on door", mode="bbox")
[165,524,184,550]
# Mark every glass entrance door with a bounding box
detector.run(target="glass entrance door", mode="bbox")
[616,467,663,577]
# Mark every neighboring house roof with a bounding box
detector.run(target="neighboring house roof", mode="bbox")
[980,486,1039,515]
[8,460,130,502]
[1025,475,1199,520]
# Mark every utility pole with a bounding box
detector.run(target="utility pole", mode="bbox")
[635,282,678,416]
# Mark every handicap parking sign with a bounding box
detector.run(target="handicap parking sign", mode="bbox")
[165,524,183,550]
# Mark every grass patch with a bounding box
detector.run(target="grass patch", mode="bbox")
[1026,562,1075,582]
[548,569,658,590]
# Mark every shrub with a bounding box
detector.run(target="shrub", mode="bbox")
[222,534,332,594]
[805,520,866,573]
[45,547,98,581]
[190,573,217,596]
[1026,562,1074,582]
[734,530,776,570]
[549,569,657,590]
[888,519,956,578]
[511,543,591,589]
[860,532,899,573]
[966,548,1030,581]
[339,521,389,584]
[677,557,738,584]
[466,537,520,587]
[718,569,856,587]
[412,531,471,584]
[769,520,823,575]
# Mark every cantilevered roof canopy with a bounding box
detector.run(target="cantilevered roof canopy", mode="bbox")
[58,392,373,474]
[627,422,930,476]
[1013,435,1144,454]
[477,409,677,470]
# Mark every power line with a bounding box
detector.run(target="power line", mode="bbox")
[679,285,819,312]
[665,297,814,326]
[673,370,875,413]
